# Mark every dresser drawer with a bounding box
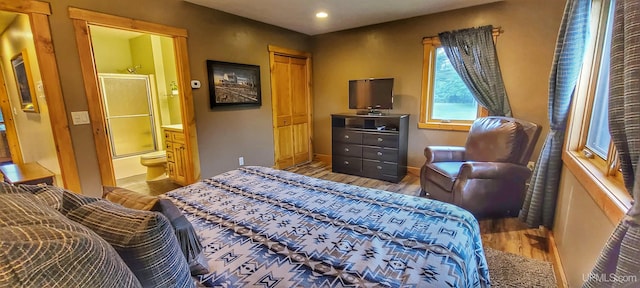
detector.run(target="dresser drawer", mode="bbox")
[363,159,398,176]
[332,156,362,174]
[333,143,362,157]
[362,146,398,162]
[333,128,362,144]
[165,130,185,143]
[171,132,186,143]
[362,133,398,148]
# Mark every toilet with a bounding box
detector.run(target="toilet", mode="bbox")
[140,150,167,181]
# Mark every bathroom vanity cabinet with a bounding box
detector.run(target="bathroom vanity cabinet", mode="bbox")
[163,126,187,185]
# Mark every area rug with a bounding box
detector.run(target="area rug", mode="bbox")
[485,247,557,287]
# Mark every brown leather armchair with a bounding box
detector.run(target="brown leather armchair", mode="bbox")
[419,117,541,219]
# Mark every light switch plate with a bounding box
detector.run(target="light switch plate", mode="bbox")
[71,111,90,125]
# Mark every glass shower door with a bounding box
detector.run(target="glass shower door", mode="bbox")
[100,74,156,158]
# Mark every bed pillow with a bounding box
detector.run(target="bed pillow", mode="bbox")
[99,186,209,276]
[153,199,210,275]
[18,184,99,214]
[102,186,158,210]
[0,181,27,194]
[0,193,142,288]
[64,198,194,288]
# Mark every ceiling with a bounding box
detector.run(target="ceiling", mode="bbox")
[184,0,503,35]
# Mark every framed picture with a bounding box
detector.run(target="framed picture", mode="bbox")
[207,60,261,108]
[11,50,39,113]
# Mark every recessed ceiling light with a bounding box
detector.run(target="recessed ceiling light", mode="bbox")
[316,12,328,18]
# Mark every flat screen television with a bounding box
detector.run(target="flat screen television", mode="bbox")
[348,78,394,112]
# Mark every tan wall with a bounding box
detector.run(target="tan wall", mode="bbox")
[42,0,310,194]
[310,0,566,168]
[554,166,616,287]
[0,13,60,176]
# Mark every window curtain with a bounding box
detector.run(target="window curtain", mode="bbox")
[518,0,590,228]
[584,1,640,286]
[438,25,512,116]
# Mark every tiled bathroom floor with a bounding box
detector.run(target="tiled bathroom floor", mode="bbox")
[116,174,182,196]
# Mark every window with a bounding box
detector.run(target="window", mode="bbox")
[576,0,620,178]
[431,47,479,121]
[419,32,497,131]
[565,0,631,222]
[584,0,615,166]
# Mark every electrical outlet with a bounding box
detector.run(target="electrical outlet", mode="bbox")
[239,157,244,166]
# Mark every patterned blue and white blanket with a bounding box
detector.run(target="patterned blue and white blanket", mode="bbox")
[165,166,490,287]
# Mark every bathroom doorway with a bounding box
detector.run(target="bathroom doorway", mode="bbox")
[70,8,200,195]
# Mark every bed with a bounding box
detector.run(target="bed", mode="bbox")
[164,166,490,287]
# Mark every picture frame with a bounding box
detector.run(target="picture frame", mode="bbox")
[207,60,261,108]
[11,50,39,113]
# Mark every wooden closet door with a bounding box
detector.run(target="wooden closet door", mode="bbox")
[273,55,294,168]
[290,57,309,165]
[271,52,311,169]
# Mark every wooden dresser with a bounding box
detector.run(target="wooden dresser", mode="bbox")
[331,114,409,183]
[163,126,187,185]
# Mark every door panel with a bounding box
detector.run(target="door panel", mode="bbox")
[293,123,309,164]
[173,142,187,184]
[270,48,311,169]
[276,126,294,168]
[291,58,307,117]
[273,56,291,119]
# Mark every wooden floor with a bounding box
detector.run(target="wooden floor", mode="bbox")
[116,174,182,196]
[286,161,552,263]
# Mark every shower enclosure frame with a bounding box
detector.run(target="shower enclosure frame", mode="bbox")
[98,73,157,159]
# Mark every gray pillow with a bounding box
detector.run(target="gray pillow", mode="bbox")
[0,193,141,288]
[18,184,99,214]
[65,198,194,288]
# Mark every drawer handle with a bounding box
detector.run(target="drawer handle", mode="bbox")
[344,135,350,139]
[166,145,170,149]
[377,166,382,170]
[377,137,383,142]
[344,148,349,152]
[344,161,349,165]
[377,152,383,156]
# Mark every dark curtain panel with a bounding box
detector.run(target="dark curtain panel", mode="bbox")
[608,0,640,193]
[439,25,512,117]
[584,1,640,286]
[519,0,590,228]
[584,159,640,288]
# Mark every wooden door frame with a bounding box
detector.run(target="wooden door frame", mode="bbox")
[69,7,200,186]
[0,0,81,192]
[268,45,313,168]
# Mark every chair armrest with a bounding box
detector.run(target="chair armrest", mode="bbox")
[424,146,466,163]
[458,162,532,180]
